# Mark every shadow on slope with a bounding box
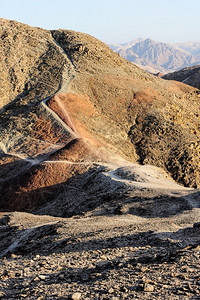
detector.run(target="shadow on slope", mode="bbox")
[1,212,200,298]
[1,158,199,219]
[1,212,200,262]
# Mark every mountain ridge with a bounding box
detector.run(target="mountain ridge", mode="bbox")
[110,38,200,73]
[163,64,200,89]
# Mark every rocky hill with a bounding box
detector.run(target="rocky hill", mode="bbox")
[163,64,200,89]
[110,38,200,74]
[0,19,200,299]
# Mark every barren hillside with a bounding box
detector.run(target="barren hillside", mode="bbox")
[0,19,200,299]
[163,64,200,89]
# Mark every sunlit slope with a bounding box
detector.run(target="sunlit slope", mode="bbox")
[0,19,200,212]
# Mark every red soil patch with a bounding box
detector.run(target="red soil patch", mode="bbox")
[50,138,103,162]
[0,162,89,212]
[48,93,101,148]
[31,115,70,144]
[0,212,6,218]
[0,139,102,212]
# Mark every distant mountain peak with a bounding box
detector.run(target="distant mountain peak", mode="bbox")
[110,38,200,73]
[144,37,155,43]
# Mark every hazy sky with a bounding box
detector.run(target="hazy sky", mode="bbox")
[1,0,200,44]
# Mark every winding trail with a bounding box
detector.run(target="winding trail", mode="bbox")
[53,95,79,135]
[41,97,79,139]
[1,47,199,210]
[0,56,78,172]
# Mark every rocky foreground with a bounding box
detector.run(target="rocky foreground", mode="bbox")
[0,160,200,299]
[0,19,200,299]
[0,206,200,300]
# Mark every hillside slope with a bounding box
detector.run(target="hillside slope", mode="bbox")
[163,64,200,89]
[0,19,200,213]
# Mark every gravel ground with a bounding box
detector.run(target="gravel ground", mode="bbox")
[1,210,200,299]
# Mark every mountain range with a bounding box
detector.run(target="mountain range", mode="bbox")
[0,19,200,299]
[110,38,200,73]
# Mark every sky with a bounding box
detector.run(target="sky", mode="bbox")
[1,0,200,44]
